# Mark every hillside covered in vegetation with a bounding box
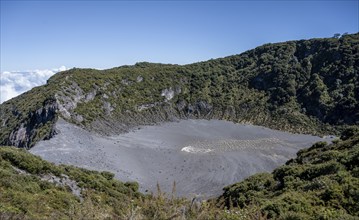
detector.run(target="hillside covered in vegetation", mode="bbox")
[0,33,358,148]
[221,128,359,219]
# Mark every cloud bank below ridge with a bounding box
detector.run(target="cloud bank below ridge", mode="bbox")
[0,66,67,103]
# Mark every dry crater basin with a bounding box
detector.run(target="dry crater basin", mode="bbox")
[30,119,334,197]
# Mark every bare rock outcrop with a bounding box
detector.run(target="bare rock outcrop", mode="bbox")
[8,101,58,148]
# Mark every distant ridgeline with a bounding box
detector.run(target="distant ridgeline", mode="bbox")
[1,33,358,148]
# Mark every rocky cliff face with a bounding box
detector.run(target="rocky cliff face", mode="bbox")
[7,101,58,148]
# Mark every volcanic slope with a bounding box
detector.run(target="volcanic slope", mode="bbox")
[1,33,358,148]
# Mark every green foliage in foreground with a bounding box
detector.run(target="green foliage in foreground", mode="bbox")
[0,147,141,219]
[221,129,359,219]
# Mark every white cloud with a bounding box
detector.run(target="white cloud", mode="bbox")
[0,66,67,104]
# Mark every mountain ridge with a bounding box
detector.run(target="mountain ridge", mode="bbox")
[1,33,358,148]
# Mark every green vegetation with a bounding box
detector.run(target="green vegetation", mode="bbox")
[221,129,359,219]
[0,146,141,219]
[1,33,358,148]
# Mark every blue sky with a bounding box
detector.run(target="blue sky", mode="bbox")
[1,0,358,71]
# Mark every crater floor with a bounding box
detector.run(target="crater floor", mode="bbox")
[30,119,334,197]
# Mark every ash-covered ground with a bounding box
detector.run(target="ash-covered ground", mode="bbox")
[30,119,334,198]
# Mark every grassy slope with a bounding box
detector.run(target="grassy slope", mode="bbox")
[221,128,359,219]
[0,146,142,219]
[1,33,358,148]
